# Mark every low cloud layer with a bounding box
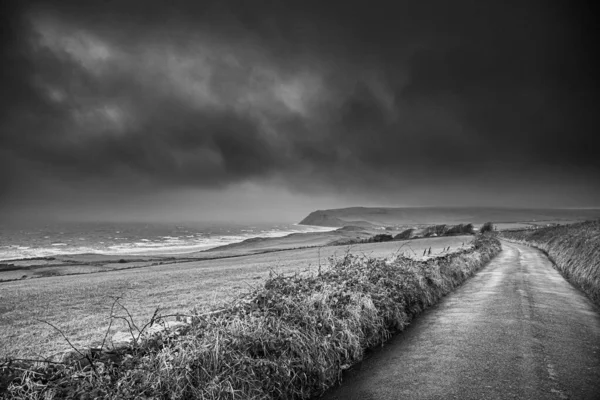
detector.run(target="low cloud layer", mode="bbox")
[1,0,599,220]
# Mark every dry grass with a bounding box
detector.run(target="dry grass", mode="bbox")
[0,236,471,360]
[1,235,500,399]
[501,220,600,306]
[493,222,536,231]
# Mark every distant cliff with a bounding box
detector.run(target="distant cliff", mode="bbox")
[298,210,376,228]
[299,207,600,227]
[298,211,347,227]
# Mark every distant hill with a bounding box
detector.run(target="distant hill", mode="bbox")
[296,211,377,228]
[299,207,600,227]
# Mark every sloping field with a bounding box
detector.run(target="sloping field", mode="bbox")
[0,236,471,359]
[501,220,600,306]
[2,235,500,399]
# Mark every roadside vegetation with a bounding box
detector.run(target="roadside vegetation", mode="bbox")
[422,223,475,237]
[479,222,494,234]
[501,220,600,307]
[359,223,475,244]
[2,235,500,399]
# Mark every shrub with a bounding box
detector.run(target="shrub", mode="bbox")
[371,234,393,242]
[480,222,494,234]
[446,224,474,235]
[361,234,394,243]
[394,229,414,240]
[423,225,448,237]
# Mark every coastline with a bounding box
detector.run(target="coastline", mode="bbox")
[1,233,474,360]
[0,224,338,263]
[0,225,372,283]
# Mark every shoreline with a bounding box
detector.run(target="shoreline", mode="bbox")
[0,219,487,283]
[0,225,377,283]
[0,224,339,263]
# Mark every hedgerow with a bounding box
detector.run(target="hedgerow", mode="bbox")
[501,220,600,307]
[2,235,500,399]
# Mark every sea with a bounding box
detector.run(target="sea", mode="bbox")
[0,221,335,261]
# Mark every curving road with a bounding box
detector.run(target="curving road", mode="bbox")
[321,241,600,400]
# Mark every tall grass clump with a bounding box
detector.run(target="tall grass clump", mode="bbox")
[2,235,501,399]
[501,220,600,306]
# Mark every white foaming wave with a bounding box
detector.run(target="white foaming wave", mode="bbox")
[0,225,338,260]
[100,226,337,256]
[0,245,105,261]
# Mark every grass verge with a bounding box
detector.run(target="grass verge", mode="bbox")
[2,235,500,399]
[501,220,600,307]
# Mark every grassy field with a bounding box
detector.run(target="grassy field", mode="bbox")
[493,222,537,230]
[0,236,471,360]
[0,255,174,282]
[2,235,499,399]
[0,226,394,283]
[501,220,600,307]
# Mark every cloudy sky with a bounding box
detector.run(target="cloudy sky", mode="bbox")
[1,0,598,223]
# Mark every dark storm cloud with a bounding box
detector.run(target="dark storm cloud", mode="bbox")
[1,0,599,209]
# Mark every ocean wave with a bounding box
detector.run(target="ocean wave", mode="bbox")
[0,224,337,261]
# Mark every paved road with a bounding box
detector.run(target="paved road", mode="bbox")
[321,241,600,400]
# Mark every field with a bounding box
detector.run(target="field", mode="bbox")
[492,222,537,230]
[493,220,585,231]
[0,235,471,360]
[0,226,387,283]
[2,235,500,399]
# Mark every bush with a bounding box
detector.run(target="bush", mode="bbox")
[446,224,474,235]
[372,234,393,242]
[394,229,414,240]
[480,222,494,234]
[423,225,448,237]
[362,234,394,243]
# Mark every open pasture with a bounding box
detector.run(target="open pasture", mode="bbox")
[0,235,471,359]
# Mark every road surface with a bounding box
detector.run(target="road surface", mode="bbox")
[321,241,600,400]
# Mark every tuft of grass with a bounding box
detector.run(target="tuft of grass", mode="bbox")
[501,220,600,307]
[2,235,501,399]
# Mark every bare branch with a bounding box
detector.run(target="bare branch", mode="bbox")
[116,298,141,334]
[137,306,162,339]
[100,296,122,350]
[110,315,139,344]
[34,318,84,358]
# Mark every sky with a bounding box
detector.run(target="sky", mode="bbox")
[1,0,599,223]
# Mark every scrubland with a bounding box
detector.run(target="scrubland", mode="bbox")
[1,235,500,399]
[501,220,600,307]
